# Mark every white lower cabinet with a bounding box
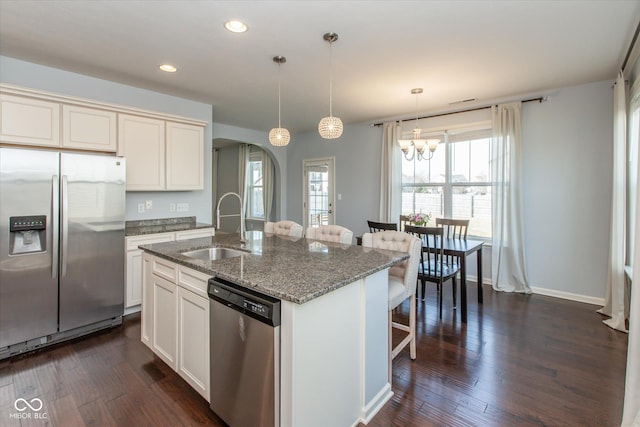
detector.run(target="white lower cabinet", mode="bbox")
[125,227,214,311]
[142,252,211,402]
[152,274,178,370]
[177,286,210,399]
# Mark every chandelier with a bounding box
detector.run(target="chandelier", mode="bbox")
[268,56,290,146]
[398,88,439,161]
[318,32,343,139]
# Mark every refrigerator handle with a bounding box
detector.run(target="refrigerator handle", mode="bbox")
[51,175,59,279]
[61,175,69,277]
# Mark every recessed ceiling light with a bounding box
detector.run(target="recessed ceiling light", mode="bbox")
[224,20,248,33]
[159,64,177,73]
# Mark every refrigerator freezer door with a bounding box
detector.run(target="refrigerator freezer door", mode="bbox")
[0,148,59,348]
[59,153,125,332]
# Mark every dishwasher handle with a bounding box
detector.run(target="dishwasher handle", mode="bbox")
[208,277,281,327]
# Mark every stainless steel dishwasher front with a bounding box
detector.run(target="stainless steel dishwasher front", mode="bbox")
[208,276,281,427]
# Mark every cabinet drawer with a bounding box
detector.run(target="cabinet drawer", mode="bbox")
[152,257,178,282]
[126,232,174,251]
[175,228,215,241]
[178,266,210,298]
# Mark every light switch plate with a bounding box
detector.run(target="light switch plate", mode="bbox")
[145,200,152,209]
[137,203,145,213]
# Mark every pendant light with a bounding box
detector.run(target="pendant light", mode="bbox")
[268,56,290,147]
[318,32,343,139]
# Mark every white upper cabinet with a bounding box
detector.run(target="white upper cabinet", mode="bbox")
[119,115,205,192]
[0,94,60,147]
[166,122,204,191]
[1,85,206,191]
[62,105,117,152]
[118,114,166,191]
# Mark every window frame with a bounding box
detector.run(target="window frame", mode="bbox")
[246,151,264,220]
[401,125,492,240]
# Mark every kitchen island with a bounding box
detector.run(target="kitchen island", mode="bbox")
[139,230,408,427]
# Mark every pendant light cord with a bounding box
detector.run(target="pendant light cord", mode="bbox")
[329,39,333,117]
[278,62,282,128]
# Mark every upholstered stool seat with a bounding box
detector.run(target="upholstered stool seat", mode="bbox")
[361,230,421,383]
[264,220,303,238]
[305,225,353,245]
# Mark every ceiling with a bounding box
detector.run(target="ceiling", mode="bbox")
[1,1,639,134]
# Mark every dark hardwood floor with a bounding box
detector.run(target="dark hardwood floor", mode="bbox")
[0,284,628,427]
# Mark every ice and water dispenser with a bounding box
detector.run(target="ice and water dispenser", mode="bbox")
[9,215,47,255]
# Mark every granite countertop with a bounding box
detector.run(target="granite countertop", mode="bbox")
[125,216,214,236]
[139,230,408,304]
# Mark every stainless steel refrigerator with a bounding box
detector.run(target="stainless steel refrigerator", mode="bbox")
[0,147,125,357]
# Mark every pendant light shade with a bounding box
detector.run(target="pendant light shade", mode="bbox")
[318,32,343,139]
[269,56,290,147]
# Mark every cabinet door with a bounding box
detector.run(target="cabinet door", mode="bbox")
[141,253,153,349]
[62,105,117,152]
[166,122,204,190]
[152,274,178,370]
[118,114,165,191]
[0,94,60,147]
[178,287,210,401]
[125,249,144,308]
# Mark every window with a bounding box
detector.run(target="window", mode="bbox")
[247,154,264,219]
[401,127,492,238]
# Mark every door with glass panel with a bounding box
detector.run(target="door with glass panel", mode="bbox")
[303,158,335,229]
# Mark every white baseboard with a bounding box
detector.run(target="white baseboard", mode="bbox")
[124,305,141,316]
[466,276,604,306]
[358,383,393,426]
[530,286,604,306]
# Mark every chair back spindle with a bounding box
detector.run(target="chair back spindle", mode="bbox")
[367,220,398,233]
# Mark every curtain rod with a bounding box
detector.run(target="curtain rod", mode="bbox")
[372,96,547,127]
[622,20,640,72]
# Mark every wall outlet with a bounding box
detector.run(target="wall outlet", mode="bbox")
[145,200,152,209]
[137,203,145,213]
[169,203,176,212]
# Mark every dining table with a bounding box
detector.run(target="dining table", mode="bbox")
[427,237,484,323]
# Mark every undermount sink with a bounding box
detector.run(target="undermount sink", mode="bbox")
[181,247,245,261]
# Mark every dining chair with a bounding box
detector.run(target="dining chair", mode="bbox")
[404,225,460,318]
[399,215,411,231]
[435,217,470,269]
[264,220,303,238]
[436,218,469,239]
[305,225,354,245]
[361,230,421,380]
[367,220,398,233]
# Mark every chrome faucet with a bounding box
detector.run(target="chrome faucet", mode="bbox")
[216,192,246,242]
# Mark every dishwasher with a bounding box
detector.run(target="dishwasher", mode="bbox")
[208,276,281,427]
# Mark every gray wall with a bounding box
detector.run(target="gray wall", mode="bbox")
[288,79,614,302]
[214,144,241,233]
[0,56,214,223]
[522,80,612,301]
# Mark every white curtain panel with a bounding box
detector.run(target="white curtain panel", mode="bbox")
[379,122,402,223]
[623,77,640,427]
[599,71,628,332]
[262,150,274,222]
[491,102,531,293]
